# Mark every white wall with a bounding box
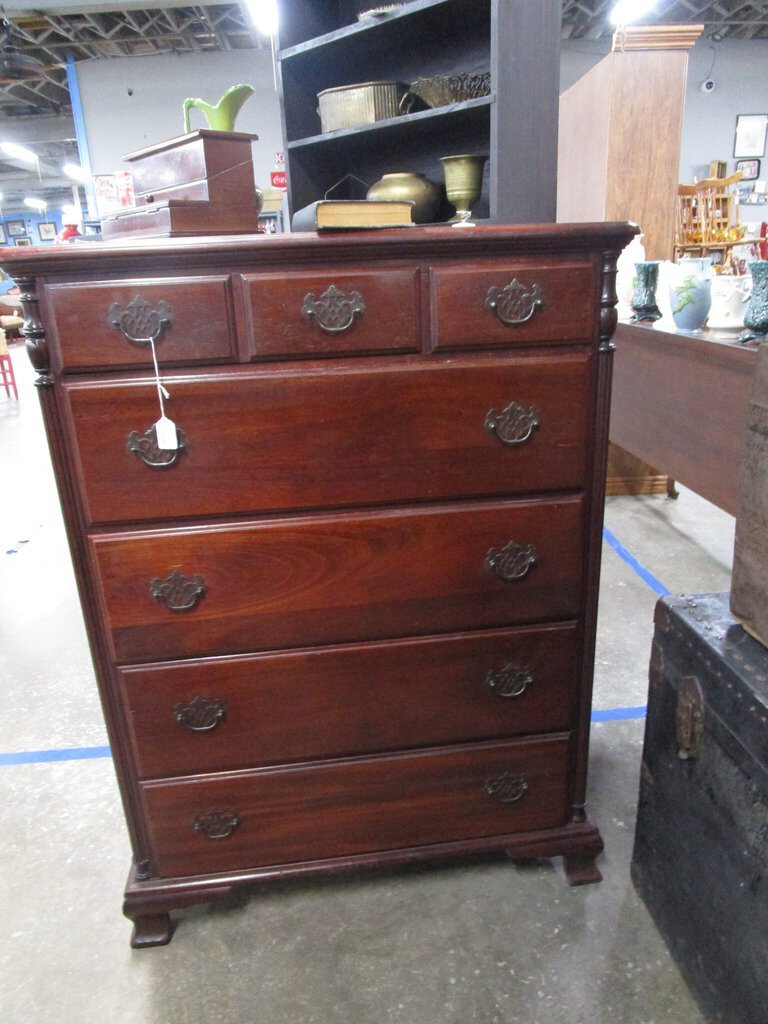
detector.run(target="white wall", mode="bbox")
[74,48,283,191]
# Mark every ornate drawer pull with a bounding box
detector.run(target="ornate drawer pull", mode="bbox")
[174,696,227,732]
[484,771,529,804]
[301,284,365,334]
[485,664,534,699]
[193,809,240,840]
[149,570,206,611]
[484,402,540,446]
[107,296,174,346]
[486,541,537,581]
[127,425,188,468]
[485,279,544,326]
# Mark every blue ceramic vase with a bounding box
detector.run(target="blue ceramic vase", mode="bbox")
[669,258,712,333]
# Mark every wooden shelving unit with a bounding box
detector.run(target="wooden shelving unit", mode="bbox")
[275,0,561,224]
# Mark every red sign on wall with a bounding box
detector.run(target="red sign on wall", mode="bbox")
[270,170,287,189]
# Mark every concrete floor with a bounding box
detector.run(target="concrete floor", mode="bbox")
[0,340,735,1024]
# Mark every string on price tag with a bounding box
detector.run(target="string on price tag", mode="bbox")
[147,333,177,450]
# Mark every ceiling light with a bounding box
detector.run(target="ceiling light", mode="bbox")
[610,0,657,25]
[62,162,89,183]
[244,0,278,36]
[24,197,46,211]
[2,141,38,163]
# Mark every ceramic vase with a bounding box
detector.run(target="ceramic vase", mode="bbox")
[740,261,768,342]
[615,235,646,319]
[631,261,661,321]
[669,257,712,333]
[708,275,752,331]
[366,171,442,224]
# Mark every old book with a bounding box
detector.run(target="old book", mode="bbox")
[291,199,414,231]
[731,340,768,646]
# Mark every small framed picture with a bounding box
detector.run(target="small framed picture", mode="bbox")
[6,219,25,237]
[734,114,768,158]
[0,223,6,245]
[14,236,31,246]
[736,158,761,181]
[37,221,56,241]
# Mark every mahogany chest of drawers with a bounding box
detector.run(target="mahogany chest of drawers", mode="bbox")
[6,223,635,946]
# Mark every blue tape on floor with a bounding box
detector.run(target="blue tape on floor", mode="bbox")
[0,745,112,766]
[592,705,646,722]
[603,526,670,596]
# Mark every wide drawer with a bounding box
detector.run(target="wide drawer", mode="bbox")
[65,354,591,525]
[243,265,420,358]
[429,260,596,351]
[120,623,579,778]
[140,735,571,878]
[45,276,239,370]
[92,497,584,663]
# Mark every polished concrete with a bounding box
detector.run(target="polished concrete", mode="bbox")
[0,341,736,1024]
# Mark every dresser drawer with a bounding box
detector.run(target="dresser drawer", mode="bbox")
[45,276,239,371]
[92,497,584,663]
[120,623,579,778]
[65,354,590,525]
[140,735,571,877]
[430,260,596,351]
[243,265,420,359]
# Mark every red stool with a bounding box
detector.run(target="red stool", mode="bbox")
[0,332,18,399]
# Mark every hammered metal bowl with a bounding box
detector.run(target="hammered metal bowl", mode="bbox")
[409,72,491,108]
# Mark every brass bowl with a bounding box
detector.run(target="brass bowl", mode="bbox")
[409,72,490,109]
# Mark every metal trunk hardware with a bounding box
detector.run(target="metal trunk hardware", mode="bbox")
[485,540,537,581]
[107,296,174,346]
[676,675,705,759]
[149,571,206,611]
[301,284,365,334]
[485,279,544,326]
[127,425,188,467]
[484,401,540,445]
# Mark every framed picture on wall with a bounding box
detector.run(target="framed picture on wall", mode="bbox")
[37,222,56,241]
[734,114,768,158]
[736,158,761,181]
[6,219,25,237]
[14,236,31,246]
[0,223,6,245]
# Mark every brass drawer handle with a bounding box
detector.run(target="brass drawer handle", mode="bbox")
[485,279,544,326]
[174,696,227,732]
[127,425,188,468]
[485,664,534,699]
[484,771,529,804]
[301,284,365,334]
[193,809,240,840]
[107,296,174,346]
[484,401,540,446]
[486,541,537,581]
[149,570,206,611]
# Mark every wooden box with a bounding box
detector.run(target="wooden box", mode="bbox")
[632,592,768,1024]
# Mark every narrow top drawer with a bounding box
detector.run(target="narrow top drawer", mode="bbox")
[45,276,239,371]
[430,260,597,351]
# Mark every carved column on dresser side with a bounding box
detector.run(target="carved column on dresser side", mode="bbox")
[17,273,50,386]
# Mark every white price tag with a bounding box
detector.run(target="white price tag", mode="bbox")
[154,415,178,450]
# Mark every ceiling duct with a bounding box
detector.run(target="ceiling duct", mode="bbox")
[0,16,46,81]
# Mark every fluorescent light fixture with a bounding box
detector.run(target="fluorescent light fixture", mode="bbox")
[1,141,38,163]
[62,162,89,183]
[24,196,46,211]
[610,0,657,25]
[244,0,278,36]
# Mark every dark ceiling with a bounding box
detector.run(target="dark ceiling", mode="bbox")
[0,1,765,208]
